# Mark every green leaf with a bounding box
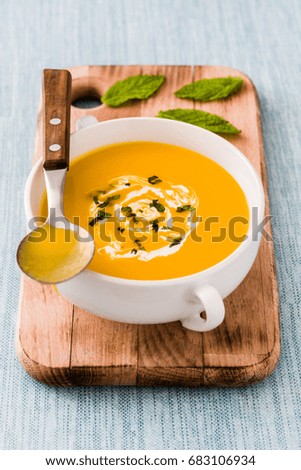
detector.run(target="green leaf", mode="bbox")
[175,77,243,102]
[89,211,111,226]
[101,74,165,107]
[98,210,111,219]
[176,205,195,213]
[148,175,162,185]
[157,109,241,135]
[98,194,120,208]
[150,199,165,213]
[150,219,159,232]
[98,200,110,208]
[121,206,133,215]
[167,236,183,248]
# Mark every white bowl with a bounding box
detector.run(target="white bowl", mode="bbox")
[24,117,264,332]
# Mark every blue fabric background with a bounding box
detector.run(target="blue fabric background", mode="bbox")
[0,0,300,450]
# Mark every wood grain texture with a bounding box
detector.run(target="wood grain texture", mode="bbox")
[43,69,72,171]
[17,65,280,387]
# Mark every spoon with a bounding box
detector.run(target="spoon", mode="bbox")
[17,69,94,284]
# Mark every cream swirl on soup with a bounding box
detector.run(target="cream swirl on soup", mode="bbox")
[89,175,198,261]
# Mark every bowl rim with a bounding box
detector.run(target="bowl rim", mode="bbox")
[24,116,265,286]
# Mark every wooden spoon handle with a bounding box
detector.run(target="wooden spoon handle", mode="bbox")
[43,69,72,171]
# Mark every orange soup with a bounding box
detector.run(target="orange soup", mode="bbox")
[40,141,249,280]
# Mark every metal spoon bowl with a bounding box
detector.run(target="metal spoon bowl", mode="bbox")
[17,69,94,284]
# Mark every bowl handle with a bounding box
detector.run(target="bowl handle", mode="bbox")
[181,284,225,332]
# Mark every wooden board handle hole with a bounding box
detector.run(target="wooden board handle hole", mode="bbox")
[71,77,102,109]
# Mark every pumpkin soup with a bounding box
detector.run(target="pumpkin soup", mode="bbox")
[40,141,249,280]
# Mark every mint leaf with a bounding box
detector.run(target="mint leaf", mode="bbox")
[157,109,241,135]
[175,77,243,102]
[150,219,159,232]
[167,236,183,248]
[150,199,165,213]
[101,74,165,107]
[176,205,195,213]
[148,175,162,185]
[89,211,111,226]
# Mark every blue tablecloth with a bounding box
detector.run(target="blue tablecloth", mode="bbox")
[0,0,300,450]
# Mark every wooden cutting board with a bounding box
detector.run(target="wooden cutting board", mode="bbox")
[17,65,280,387]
